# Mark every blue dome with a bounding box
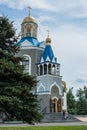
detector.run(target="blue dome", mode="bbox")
[42,45,54,62]
[17,37,44,47]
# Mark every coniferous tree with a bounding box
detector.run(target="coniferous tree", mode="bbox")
[0,16,41,123]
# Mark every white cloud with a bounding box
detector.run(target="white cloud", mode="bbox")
[0,0,53,10]
[38,15,55,23]
[1,0,87,20]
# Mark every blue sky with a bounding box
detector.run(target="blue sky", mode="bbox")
[0,0,87,94]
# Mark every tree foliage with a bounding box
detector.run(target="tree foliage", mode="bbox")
[67,86,87,115]
[67,87,77,114]
[76,86,87,115]
[0,16,41,123]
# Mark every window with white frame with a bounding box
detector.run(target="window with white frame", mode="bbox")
[22,55,31,74]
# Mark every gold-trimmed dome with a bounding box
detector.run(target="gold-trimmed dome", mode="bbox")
[22,16,37,24]
[45,30,51,45]
[46,37,51,43]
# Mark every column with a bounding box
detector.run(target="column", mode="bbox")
[47,63,48,74]
[62,92,67,112]
[51,64,53,74]
[38,65,40,75]
[55,64,57,75]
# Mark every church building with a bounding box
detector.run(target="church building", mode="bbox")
[16,8,67,114]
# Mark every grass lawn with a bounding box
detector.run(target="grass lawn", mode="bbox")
[0,126,87,130]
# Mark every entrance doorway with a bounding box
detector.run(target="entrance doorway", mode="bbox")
[50,98,61,112]
[52,98,57,112]
[52,103,56,112]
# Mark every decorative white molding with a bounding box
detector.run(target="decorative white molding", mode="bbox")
[52,96,58,100]
[36,92,50,95]
[20,46,44,51]
[46,56,50,61]
[37,83,45,92]
[21,39,32,46]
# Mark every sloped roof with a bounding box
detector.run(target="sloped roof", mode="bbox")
[17,37,44,47]
[42,45,54,62]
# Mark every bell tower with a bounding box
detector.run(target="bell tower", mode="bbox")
[37,32,60,76]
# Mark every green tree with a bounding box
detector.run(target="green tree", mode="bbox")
[76,86,87,115]
[67,87,77,114]
[0,16,41,123]
[84,86,87,114]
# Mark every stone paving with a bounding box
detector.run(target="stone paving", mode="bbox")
[76,116,87,122]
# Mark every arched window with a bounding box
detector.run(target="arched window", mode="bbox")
[22,55,31,74]
[51,64,55,74]
[44,64,47,74]
[48,64,51,74]
[51,85,59,96]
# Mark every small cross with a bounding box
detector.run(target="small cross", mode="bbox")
[47,30,50,37]
[28,6,32,16]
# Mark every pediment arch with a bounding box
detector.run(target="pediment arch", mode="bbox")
[50,82,62,95]
[37,83,45,92]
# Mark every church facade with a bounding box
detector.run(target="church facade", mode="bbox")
[16,9,67,114]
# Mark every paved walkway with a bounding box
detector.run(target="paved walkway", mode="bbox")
[76,116,87,122]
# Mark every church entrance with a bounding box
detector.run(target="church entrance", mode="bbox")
[52,98,57,112]
[50,98,61,112]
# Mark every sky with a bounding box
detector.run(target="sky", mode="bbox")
[0,0,87,94]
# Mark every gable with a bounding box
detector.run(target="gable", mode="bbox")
[21,39,32,47]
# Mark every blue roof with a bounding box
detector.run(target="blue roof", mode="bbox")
[17,37,44,47]
[42,45,54,61]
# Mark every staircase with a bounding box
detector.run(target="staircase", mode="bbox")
[40,112,81,123]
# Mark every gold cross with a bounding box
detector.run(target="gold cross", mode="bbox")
[28,6,32,16]
[47,30,50,37]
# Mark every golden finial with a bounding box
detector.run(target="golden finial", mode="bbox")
[27,6,32,16]
[46,30,51,44]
